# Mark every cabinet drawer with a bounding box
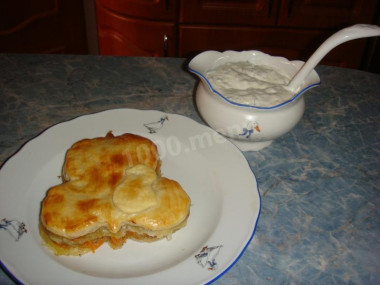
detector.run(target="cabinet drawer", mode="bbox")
[179,26,366,68]
[278,0,378,28]
[96,2,176,57]
[96,0,177,21]
[179,0,277,26]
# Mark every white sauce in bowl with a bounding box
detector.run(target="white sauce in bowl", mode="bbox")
[206,61,294,107]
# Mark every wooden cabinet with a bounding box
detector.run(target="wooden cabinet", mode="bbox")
[96,0,177,57]
[179,26,322,60]
[0,0,87,54]
[179,0,278,26]
[277,0,377,28]
[95,0,379,69]
[96,0,177,21]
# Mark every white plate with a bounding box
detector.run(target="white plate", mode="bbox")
[0,109,261,285]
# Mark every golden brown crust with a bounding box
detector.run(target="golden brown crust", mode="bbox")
[130,177,191,231]
[39,132,190,255]
[62,132,161,186]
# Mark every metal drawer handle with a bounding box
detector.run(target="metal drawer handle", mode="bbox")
[164,34,168,57]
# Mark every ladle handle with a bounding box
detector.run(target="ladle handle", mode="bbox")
[287,24,380,92]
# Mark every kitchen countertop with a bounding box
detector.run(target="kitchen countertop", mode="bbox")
[0,54,379,284]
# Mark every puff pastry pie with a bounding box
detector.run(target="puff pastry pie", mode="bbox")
[39,132,190,255]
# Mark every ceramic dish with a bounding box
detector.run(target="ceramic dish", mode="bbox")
[0,109,261,285]
[188,50,320,151]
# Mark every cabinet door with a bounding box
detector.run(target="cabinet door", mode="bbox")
[96,1,176,57]
[0,0,87,53]
[179,0,277,26]
[96,0,178,21]
[278,0,378,28]
[179,26,366,68]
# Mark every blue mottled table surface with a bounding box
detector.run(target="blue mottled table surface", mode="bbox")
[0,54,379,285]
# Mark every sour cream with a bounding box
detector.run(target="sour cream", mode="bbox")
[206,61,294,107]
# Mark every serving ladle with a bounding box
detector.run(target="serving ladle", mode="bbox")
[287,24,380,93]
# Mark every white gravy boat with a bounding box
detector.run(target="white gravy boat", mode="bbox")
[189,50,319,151]
[188,24,380,151]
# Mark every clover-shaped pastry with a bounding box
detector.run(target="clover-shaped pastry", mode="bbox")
[40,132,190,256]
